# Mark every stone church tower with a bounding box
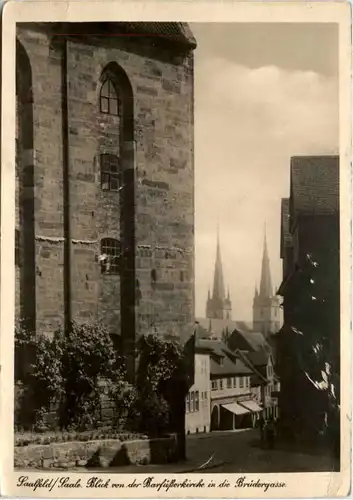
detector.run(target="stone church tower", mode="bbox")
[253,228,281,336]
[15,22,196,380]
[206,230,232,320]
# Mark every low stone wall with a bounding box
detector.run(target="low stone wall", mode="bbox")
[15,435,178,469]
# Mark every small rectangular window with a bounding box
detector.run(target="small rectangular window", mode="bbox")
[195,391,199,411]
[190,391,194,412]
[100,154,120,192]
[101,172,110,191]
[227,378,231,388]
[110,174,120,191]
[211,380,217,391]
[100,238,121,275]
[240,377,244,388]
[186,393,190,413]
[219,379,223,390]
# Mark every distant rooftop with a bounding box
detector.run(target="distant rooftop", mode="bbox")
[196,338,253,377]
[280,198,292,258]
[195,318,252,340]
[290,156,339,223]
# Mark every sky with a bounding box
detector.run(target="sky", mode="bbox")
[191,23,339,321]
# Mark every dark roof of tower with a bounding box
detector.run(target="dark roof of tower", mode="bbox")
[42,22,197,49]
[290,156,339,221]
[122,22,197,48]
[259,228,273,299]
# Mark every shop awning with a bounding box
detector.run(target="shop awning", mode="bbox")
[240,400,263,412]
[222,402,249,415]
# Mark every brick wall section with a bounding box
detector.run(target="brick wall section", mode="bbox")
[16,25,195,361]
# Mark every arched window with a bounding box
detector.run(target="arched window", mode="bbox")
[100,238,121,275]
[100,78,119,116]
[100,154,120,191]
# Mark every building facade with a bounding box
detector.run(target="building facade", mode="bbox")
[246,351,279,419]
[185,349,211,434]
[197,340,261,431]
[15,22,196,379]
[276,155,340,443]
[253,230,282,337]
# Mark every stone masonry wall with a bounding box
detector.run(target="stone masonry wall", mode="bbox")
[64,34,195,345]
[17,28,65,334]
[14,435,178,469]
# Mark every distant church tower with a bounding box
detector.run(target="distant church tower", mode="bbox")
[253,227,281,336]
[206,229,232,320]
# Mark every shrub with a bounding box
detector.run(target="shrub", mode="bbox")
[129,334,185,437]
[15,323,190,439]
[15,321,128,432]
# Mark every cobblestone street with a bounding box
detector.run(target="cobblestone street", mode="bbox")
[110,429,338,474]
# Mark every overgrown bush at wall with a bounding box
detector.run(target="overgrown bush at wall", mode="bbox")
[15,323,188,438]
[130,334,185,437]
[15,321,131,432]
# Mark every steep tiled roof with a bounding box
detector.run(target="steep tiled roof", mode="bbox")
[247,350,270,367]
[122,22,197,48]
[210,356,252,377]
[228,328,270,353]
[290,156,339,220]
[196,338,253,377]
[234,321,253,332]
[235,349,268,386]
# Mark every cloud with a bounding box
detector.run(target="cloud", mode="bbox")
[195,57,338,320]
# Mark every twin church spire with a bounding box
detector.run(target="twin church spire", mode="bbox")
[253,224,281,336]
[206,223,280,336]
[256,224,274,300]
[206,226,232,320]
[212,226,226,301]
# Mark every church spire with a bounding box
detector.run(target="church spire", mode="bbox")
[259,223,273,298]
[212,225,225,301]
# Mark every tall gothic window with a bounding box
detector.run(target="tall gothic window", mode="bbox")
[100,154,120,191]
[100,78,119,116]
[100,238,121,275]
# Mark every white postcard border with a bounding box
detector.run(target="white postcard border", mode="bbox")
[1,1,351,498]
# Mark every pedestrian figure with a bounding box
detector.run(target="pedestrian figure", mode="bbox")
[258,415,265,446]
[266,418,275,449]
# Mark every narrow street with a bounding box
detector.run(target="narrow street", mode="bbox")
[184,429,338,473]
[104,428,338,474]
